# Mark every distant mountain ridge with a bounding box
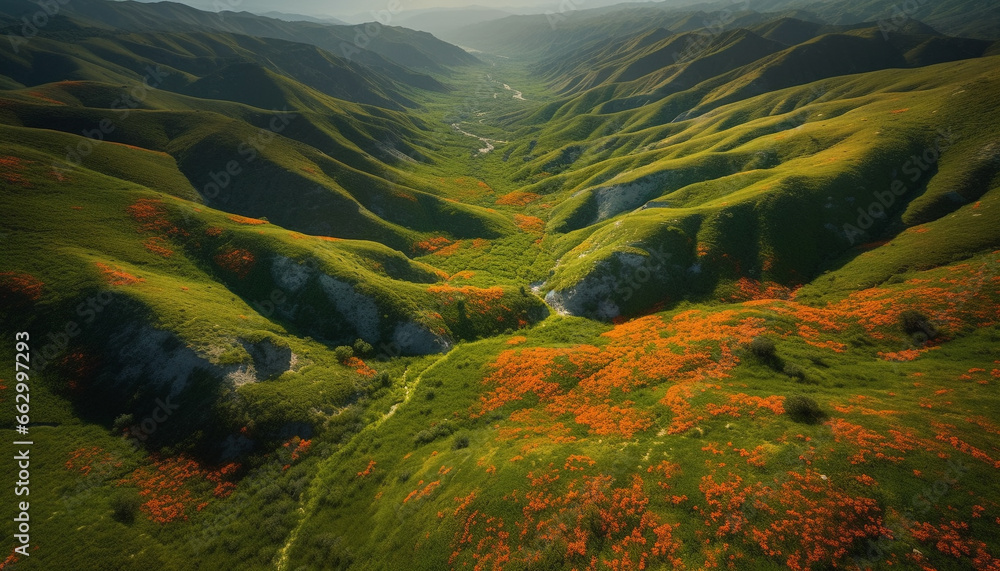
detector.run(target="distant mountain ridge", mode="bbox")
[442,0,999,58]
[0,0,480,80]
[258,11,348,26]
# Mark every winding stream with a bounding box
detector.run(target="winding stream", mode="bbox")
[503,83,526,100]
[451,122,508,154]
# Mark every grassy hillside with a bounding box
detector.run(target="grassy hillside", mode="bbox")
[1,2,999,570]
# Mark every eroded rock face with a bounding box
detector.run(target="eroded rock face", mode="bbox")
[269,255,452,355]
[111,322,218,398]
[110,322,297,392]
[271,255,313,293]
[545,246,685,321]
[318,274,381,343]
[240,338,293,380]
[593,173,668,224]
[545,252,649,320]
[392,321,451,355]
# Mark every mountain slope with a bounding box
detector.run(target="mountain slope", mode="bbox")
[0,0,476,90]
[2,4,1000,571]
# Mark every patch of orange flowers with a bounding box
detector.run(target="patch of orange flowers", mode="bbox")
[0,271,44,302]
[414,236,453,254]
[910,520,1000,568]
[143,236,174,257]
[826,418,919,464]
[699,469,891,570]
[448,456,684,570]
[434,241,463,257]
[345,356,376,378]
[213,247,256,278]
[127,199,186,237]
[0,155,32,187]
[514,214,545,234]
[65,446,120,476]
[228,214,268,225]
[95,262,145,286]
[403,479,441,503]
[118,456,240,524]
[428,284,506,315]
[496,191,541,206]
[476,309,767,437]
[357,460,377,479]
[725,278,795,302]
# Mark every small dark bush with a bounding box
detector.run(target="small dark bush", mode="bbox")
[783,362,806,381]
[900,310,938,343]
[112,413,134,434]
[748,336,776,359]
[352,339,374,357]
[747,336,782,368]
[785,395,826,424]
[413,430,434,445]
[413,421,455,445]
[110,491,141,524]
[453,434,470,450]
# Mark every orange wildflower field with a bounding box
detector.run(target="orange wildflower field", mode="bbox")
[335,258,1000,570]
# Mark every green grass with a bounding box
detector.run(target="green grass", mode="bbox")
[2,12,1000,571]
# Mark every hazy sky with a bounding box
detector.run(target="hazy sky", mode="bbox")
[160,0,658,20]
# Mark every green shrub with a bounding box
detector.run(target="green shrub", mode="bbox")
[900,310,938,342]
[452,434,470,450]
[413,429,434,445]
[748,336,776,359]
[783,362,806,382]
[110,491,141,524]
[413,421,455,445]
[334,346,354,363]
[785,395,826,424]
[353,339,374,357]
[112,413,134,434]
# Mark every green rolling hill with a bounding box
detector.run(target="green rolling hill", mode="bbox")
[1,0,999,569]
